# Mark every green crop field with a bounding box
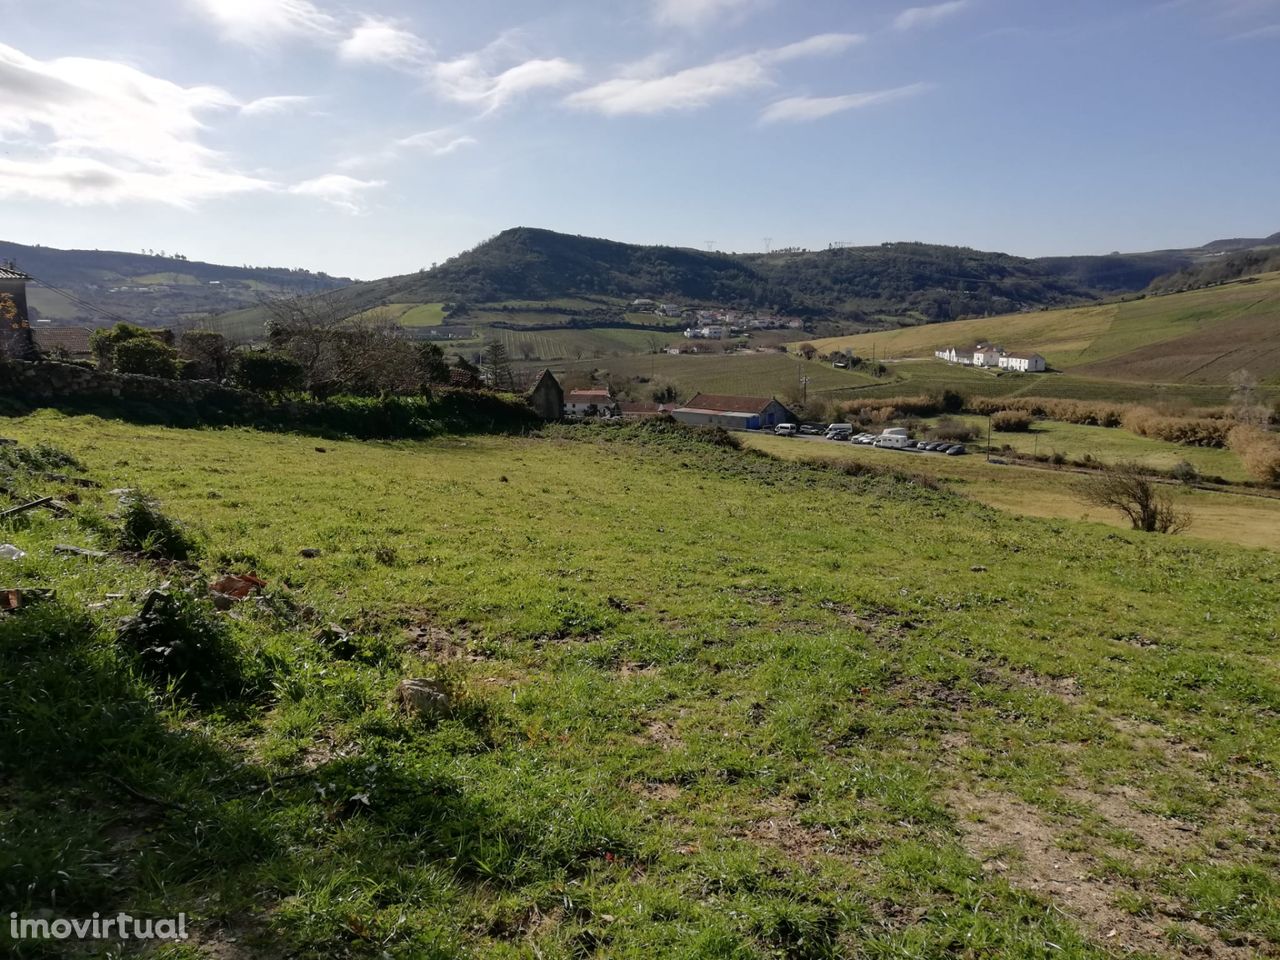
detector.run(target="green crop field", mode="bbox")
[803,273,1280,388]
[532,351,880,399]
[3,412,1279,958]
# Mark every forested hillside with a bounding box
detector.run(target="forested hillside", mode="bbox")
[0,240,351,326]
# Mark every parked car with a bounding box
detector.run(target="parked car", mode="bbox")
[825,423,854,440]
[774,423,798,437]
[798,424,820,435]
[946,444,967,456]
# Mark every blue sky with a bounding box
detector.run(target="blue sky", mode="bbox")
[1,0,1277,279]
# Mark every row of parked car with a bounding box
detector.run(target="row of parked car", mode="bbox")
[773,423,969,456]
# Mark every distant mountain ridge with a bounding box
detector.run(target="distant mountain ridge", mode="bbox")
[331,226,1280,326]
[0,240,352,326]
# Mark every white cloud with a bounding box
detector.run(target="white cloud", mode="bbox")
[186,0,337,45]
[0,42,273,205]
[652,0,764,29]
[760,83,929,124]
[894,0,969,31]
[566,33,861,116]
[768,33,864,62]
[337,127,478,170]
[567,55,770,115]
[288,174,385,213]
[396,130,478,155]
[339,17,429,65]
[433,41,581,113]
[240,94,315,117]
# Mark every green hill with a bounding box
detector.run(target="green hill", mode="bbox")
[0,240,352,328]
[311,227,1186,325]
[806,271,1280,387]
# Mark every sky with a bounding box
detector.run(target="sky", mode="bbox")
[1,0,1278,279]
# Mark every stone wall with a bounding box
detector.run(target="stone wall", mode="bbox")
[0,359,265,417]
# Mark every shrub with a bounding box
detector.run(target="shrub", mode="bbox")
[1228,425,1280,484]
[1077,462,1190,534]
[927,418,978,443]
[232,350,304,395]
[1122,407,1231,447]
[990,410,1033,432]
[1170,460,1200,484]
[119,495,199,562]
[113,338,180,379]
[117,586,242,702]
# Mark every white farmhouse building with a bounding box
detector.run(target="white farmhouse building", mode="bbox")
[972,343,1005,368]
[998,352,1046,373]
[565,388,618,417]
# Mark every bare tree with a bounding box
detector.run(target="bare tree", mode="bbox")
[264,293,419,397]
[1230,369,1270,426]
[1078,462,1190,534]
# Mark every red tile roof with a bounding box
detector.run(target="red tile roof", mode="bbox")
[32,326,93,357]
[566,389,612,402]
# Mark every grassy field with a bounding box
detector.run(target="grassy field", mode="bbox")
[931,416,1252,483]
[803,273,1280,387]
[747,433,1280,550]
[2,412,1279,959]
[529,351,880,398]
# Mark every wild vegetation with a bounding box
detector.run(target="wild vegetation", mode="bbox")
[1,412,1279,960]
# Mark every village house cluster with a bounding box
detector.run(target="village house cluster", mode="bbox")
[934,341,1047,373]
[538,375,795,431]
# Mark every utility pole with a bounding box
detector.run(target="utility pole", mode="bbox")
[704,240,716,252]
[986,414,992,462]
[763,237,773,254]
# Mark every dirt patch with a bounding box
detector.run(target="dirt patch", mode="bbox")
[1110,717,1210,766]
[628,780,682,801]
[1058,784,1200,856]
[949,788,1254,958]
[404,621,485,662]
[618,661,660,678]
[1008,667,1085,705]
[640,719,684,751]
[820,600,918,641]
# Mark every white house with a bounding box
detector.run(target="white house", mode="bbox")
[657,303,683,318]
[998,352,1046,373]
[972,343,1005,368]
[934,346,970,364]
[565,388,618,417]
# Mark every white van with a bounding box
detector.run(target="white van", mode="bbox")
[825,423,853,440]
[774,423,798,437]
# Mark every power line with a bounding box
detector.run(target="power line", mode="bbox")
[27,275,135,327]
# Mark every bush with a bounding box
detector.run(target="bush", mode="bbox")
[1228,425,1280,484]
[232,350,304,395]
[1078,462,1190,534]
[1171,460,1200,484]
[117,586,242,702]
[113,338,180,379]
[119,495,199,562]
[1122,407,1231,447]
[927,418,978,443]
[990,410,1033,432]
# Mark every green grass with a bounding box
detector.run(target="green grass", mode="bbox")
[803,272,1280,389]
[747,433,1280,550]
[936,415,1250,482]
[532,351,880,399]
[2,412,1278,958]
